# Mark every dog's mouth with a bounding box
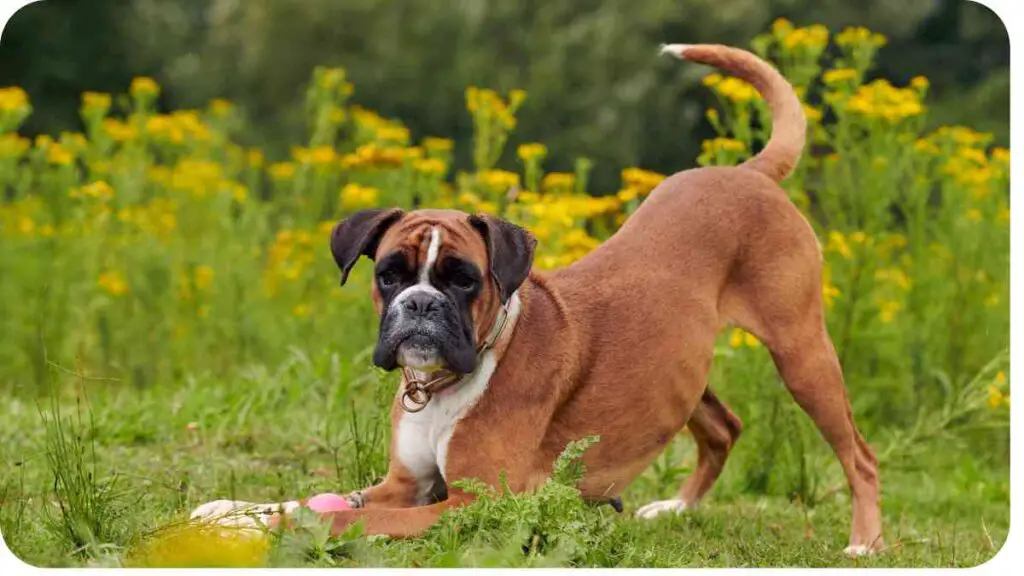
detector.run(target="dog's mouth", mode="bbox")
[373,322,476,374]
[396,334,446,371]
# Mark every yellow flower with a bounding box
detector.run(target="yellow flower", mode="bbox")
[542,172,576,193]
[98,271,129,297]
[701,137,747,157]
[126,524,269,568]
[772,18,794,36]
[845,80,925,123]
[70,181,115,201]
[992,147,1009,164]
[129,76,160,98]
[620,167,666,192]
[836,26,886,48]
[874,268,911,290]
[826,231,853,260]
[711,77,760,103]
[423,137,454,153]
[339,183,380,211]
[822,283,840,309]
[728,328,761,348]
[46,143,74,166]
[617,187,640,204]
[910,76,930,91]
[517,143,548,162]
[102,118,138,142]
[376,126,410,144]
[477,169,520,193]
[292,304,311,317]
[81,91,112,113]
[965,209,982,222]
[823,68,858,86]
[802,104,823,123]
[248,149,264,168]
[878,300,902,324]
[209,98,234,116]
[0,133,30,159]
[913,139,940,155]
[702,73,723,88]
[509,89,527,109]
[414,157,447,177]
[269,162,296,181]
[194,265,215,290]
[309,146,337,166]
[0,86,30,114]
[987,385,1007,409]
[984,293,1000,308]
[318,67,346,91]
[17,216,34,235]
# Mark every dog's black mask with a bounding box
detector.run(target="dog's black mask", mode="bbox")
[370,250,482,374]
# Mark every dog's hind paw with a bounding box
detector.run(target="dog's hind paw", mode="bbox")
[843,544,875,558]
[635,498,693,519]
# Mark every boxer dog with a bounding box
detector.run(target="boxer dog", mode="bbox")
[192,43,883,556]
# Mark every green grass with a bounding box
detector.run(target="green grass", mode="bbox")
[0,348,1008,568]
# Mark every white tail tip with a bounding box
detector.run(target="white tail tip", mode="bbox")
[659,43,692,59]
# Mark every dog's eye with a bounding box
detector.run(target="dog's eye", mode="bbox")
[450,273,477,291]
[377,270,400,288]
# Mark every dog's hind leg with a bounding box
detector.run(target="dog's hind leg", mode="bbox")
[725,224,883,556]
[763,320,882,556]
[635,388,742,518]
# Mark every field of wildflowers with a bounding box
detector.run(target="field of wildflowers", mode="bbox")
[0,21,1010,568]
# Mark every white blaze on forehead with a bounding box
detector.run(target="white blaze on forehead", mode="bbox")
[420,226,442,284]
[391,226,444,308]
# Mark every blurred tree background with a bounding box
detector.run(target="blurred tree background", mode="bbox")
[0,0,1008,192]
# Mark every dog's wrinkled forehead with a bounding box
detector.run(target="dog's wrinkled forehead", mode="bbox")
[374,211,489,276]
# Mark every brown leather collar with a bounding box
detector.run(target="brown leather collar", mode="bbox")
[399,300,513,413]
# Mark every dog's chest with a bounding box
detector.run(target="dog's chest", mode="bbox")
[395,351,497,499]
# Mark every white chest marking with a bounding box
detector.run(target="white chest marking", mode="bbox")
[394,291,521,504]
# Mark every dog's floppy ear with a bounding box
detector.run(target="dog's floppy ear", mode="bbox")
[468,213,537,303]
[330,208,405,285]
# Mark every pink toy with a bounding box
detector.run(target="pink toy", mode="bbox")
[305,493,352,514]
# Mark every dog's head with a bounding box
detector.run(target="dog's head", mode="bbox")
[330,208,536,374]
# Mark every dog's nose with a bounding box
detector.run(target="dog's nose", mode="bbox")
[402,292,441,317]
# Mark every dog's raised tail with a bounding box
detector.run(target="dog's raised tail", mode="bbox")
[661,43,806,183]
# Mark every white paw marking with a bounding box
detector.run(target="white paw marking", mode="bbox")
[635,498,693,519]
[844,544,874,558]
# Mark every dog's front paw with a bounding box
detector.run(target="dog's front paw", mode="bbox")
[634,498,693,520]
[190,499,299,529]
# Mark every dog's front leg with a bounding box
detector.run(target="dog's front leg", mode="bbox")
[284,490,473,538]
[344,467,422,510]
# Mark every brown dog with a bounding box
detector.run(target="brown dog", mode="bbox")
[192,43,883,556]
